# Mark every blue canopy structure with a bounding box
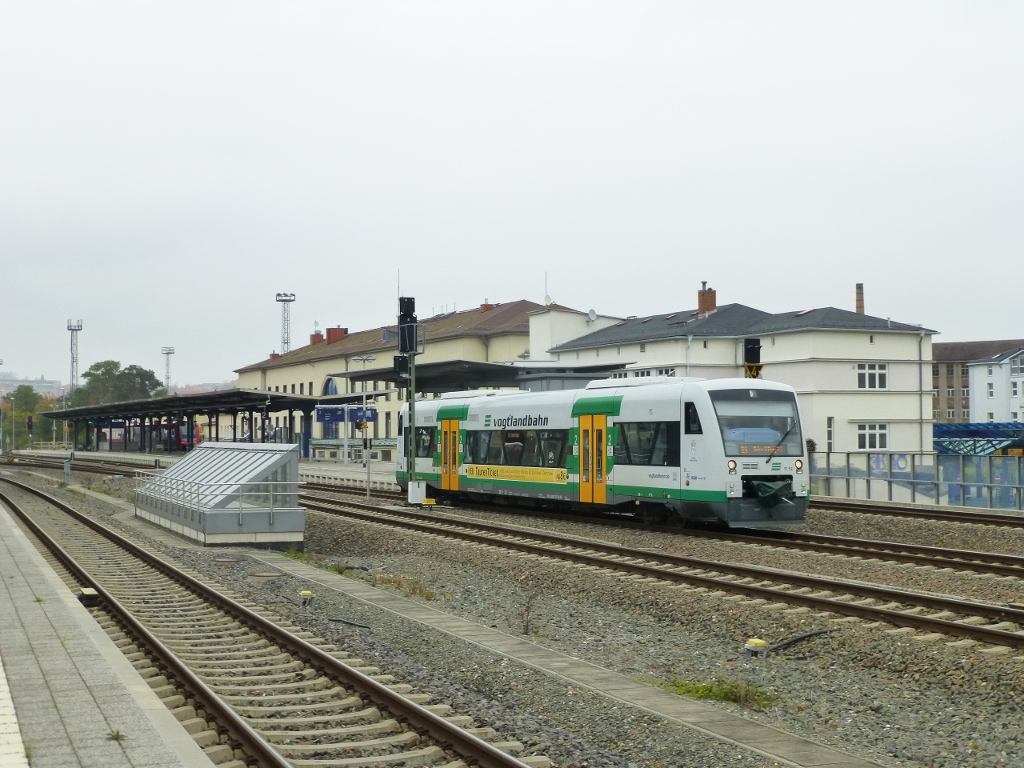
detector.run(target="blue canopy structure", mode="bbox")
[933,423,1024,455]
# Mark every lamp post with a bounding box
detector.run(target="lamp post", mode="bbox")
[352,355,376,498]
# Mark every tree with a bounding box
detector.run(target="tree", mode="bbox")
[69,361,164,406]
[2,386,41,450]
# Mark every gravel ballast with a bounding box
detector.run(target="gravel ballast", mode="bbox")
[8,470,1024,768]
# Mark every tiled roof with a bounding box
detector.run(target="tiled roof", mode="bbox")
[933,340,1024,363]
[235,300,573,373]
[549,304,934,352]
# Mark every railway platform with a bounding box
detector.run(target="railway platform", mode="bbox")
[0,505,212,768]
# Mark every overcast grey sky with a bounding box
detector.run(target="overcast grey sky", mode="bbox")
[2,2,1020,387]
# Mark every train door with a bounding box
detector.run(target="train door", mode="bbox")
[440,419,460,491]
[579,414,608,504]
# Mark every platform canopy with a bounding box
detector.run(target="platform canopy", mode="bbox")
[933,422,1024,455]
[330,359,626,392]
[42,388,364,423]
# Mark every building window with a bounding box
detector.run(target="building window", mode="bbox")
[702,340,708,349]
[1011,358,1022,376]
[1012,412,1019,422]
[932,364,939,376]
[947,387,954,397]
[988,366,994,376]
[963,409,969,419]
[869,335,874,344]
[640,344,646,353]
[291,384,296,393]
[988,383,994,398]
[612,372,628,379]
[988,412,995,422]
[932,409,938,419]
[857,363,888,389]
[1013,382,1019,397]
[963,388,969,398]
[299,383,304,395]
[826,416,834,452]
[961,364,969,376]
[857,423,888,450]
[947,408,955,418]
[634,370,651,377]
[946,364,954,376]
[933,389,939,398]
[656,368,675,377]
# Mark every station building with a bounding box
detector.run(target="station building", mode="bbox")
[45,284,942,458]
[931,339,1024,424]
[529,284,936,454]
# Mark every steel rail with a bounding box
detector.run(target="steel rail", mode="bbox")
[300,496,1024,649]
[810,498,1024,529]
[0,487,291,768]
[300,487,1024,577]
[0,477,533,768]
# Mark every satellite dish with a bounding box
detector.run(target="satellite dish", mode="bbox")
[587,309,597,322]
[544,295,553,306]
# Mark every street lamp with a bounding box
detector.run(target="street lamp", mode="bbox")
[352,356,377,497]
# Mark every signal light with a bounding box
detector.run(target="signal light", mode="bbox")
[27,417,33,435]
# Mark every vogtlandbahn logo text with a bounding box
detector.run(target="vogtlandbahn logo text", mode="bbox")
[484,414,549,428]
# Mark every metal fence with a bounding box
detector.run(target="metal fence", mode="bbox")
[810,452,1024,512]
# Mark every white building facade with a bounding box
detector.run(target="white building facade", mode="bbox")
[538,286,935,454]
[968,348,1024,423]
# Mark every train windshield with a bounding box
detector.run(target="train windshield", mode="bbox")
[708,389,802,458]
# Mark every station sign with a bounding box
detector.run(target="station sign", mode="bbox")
[315,405,378,423]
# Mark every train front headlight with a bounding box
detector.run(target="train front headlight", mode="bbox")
[727,460,737,474]
[795,459,804,473]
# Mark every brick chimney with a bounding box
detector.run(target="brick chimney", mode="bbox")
[855,283,865,314]
[310,332,325,345]
[697,282,717,315]
[479,301,495,312]
[269,352,280,360]
[326,327,348,344]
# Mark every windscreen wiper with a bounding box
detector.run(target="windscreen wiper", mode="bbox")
[765,424,795,464]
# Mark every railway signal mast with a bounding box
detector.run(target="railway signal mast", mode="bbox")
[395,296,425,503]
[276,293,296,353]
[161,347,175,392]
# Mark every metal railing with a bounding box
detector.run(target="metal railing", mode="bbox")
[810,452,1024,512]
[134,472,300,525]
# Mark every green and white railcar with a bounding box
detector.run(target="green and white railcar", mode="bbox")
[397,377,808,528]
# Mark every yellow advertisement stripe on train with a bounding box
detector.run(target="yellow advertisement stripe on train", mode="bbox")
[465,465,568,484]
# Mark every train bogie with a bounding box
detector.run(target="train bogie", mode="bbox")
[397,378,808,528]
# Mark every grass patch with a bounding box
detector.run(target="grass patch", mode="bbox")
[364,573,435,600]
[281,551,358,577]
[648,677,783,711]
[106,729,126,742]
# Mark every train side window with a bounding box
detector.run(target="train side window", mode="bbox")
[649,422,680,466]
[615,422,680,466]
[503,431,525,465]
[414,427,436,458]
[685,403,702,434]
[614,427,631,465]
[466,431,490,464]
[539,430,567,468]
[520,430,541,466]
[486,431,504,464]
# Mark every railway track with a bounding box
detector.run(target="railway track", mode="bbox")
[0,476,547,768]
[303,483,1024,579]
[299,491,1024,650]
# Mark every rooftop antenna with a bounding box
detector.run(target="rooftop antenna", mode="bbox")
[67,320,83,392]
[161,347,175,391]
[276,293,296,352]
